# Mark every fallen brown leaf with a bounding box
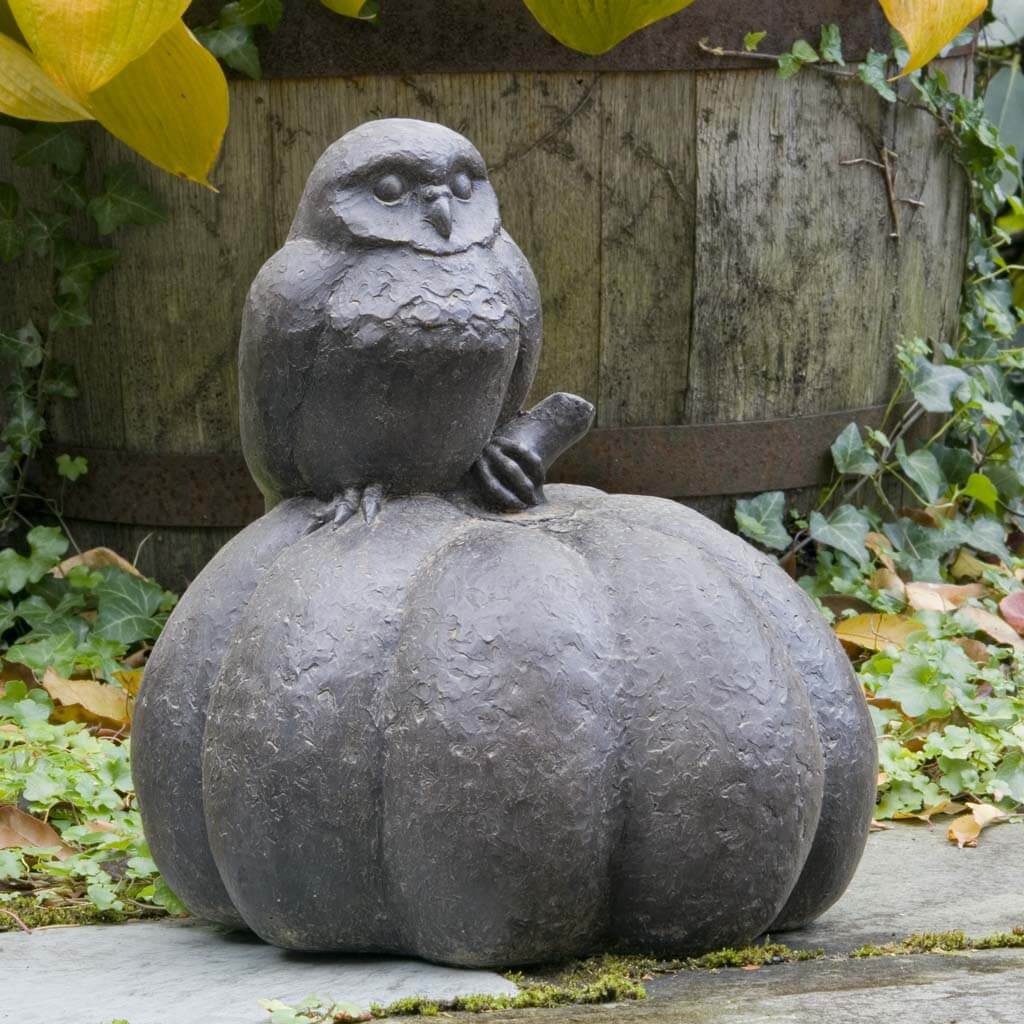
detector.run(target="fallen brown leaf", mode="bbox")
[956,637,992,665]
[112,669,143,697]
[999,591,1024,634]
[869,567,907,601]
[870,820,895,832]
[0,805,73,859]
[905,581,987,613]
[956,606,1024,651]
[894,799,965,823]
[835,613,922,652]
[947,802,1009,848]
[52,547,142,580]
[951,548,991,581]
[866,532,898,572]
[42,668,131,730]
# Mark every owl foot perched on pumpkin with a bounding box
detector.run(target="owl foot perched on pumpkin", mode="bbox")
[316,482,386,527]
[471,438,544,511]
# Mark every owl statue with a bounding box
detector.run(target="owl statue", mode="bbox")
[239,118,593,522]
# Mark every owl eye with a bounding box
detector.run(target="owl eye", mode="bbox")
[450,171,473,201]
[373,174,405,203]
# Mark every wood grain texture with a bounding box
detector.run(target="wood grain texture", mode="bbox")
[0,63,970,585]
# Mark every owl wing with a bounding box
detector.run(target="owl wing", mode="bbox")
[493,229,542,428]
[239,237,349,505]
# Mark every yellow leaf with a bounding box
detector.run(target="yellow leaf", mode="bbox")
[956,606,1024,651]
[947,802,1008,848]
[112,669,143,697]
[0,32,91,122]
[319,0,379,19]
[53,546,142,580]
[904,581,987,612]
[869,567,907,601]
[521,0,698,55]
[42,667,131,730]
[9,0,188,96]
[835,613,922,652]
[893,798,964,822]
[879,0,986,76]
[0,804,74,857]
[87,21,228,187]
[951,547,989,580]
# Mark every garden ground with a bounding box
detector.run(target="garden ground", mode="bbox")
[3,823,1022,1024]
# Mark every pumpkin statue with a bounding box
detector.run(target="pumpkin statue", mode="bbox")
[132,120,876,968]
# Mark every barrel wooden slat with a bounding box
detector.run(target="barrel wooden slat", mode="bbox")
[597,73,697,429]
[0,52,971,586]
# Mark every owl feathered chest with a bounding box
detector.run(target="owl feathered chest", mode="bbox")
[324,243,522,355]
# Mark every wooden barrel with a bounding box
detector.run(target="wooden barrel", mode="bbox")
[1,2,971,589]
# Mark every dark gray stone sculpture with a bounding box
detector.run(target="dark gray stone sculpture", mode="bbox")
[132,118,876,968]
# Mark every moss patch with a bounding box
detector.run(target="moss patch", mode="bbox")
[0,893,165,932]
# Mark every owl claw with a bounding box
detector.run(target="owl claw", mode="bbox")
[317,483,385,528]
[472,440,544,511]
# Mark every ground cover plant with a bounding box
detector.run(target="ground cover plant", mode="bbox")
[731,13,1024,841]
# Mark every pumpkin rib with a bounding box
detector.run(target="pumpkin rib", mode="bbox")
[549,494,824,951]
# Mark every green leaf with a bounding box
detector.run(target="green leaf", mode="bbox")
[53,239,119,304]
[0,323,43,368]
[13,124,86,175]
[56,453,88,481]
[735,491,790,551]
[895,442,947,504]
[791,39,819,63]
[987,751,1024,803]
[220,0,284,30]
[196,24,262,80]
[931,443,973,487]
[87,164,167,235]
[49,294,92,332]
[809,505,871,564]
[819,23,844,65]
[858,50,897,103]
[962,472,999,512]
[831,422,879,476]
[1,387,45,455]
[41,362,79,398]
[777,53,803,80]
[743,30,767,52]
[908,358,969,413]
[51,172,88,211]
[94,570,167,644]
[23,208,68,257]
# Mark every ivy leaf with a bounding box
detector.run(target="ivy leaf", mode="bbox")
[87,165,167,235]
[0,323,43,368]
[220,0,284,30]
[809,505,871,564]
[1,388,45,455]
[743,30,767,52]
[195,24,262,80]
[23,208,68,258]
[51,172,88,211]
[94,570,167,644]
[791,39,819,63]
[962,472,999,512]
[931,443,974,487]
[49,294,92,332]
[13,124,86,175]
[831,422,878,476]
[41,362,80,399]
[56,453,88,481]
[858,50,897,103]
[54,239,119,304]
[735,491,790,551]
[908,358,969,413]
[987,751,1024,804]
[895,442,947,504]
[819,23,844,65]
[777,53,802,80]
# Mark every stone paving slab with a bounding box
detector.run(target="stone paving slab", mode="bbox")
[0,919,517,1024]
[483,950,1024,1024]
[781,820,1024,953]
[2,823,1022,1024]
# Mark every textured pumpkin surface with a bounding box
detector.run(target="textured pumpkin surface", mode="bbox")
[132,485,875,966]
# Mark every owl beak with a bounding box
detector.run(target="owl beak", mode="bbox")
[424,194,453,238]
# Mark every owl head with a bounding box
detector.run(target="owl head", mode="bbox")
[289,119,501,255]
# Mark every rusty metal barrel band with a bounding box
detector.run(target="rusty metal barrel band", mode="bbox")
[185,1,900,77]
[36,403,894,528]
